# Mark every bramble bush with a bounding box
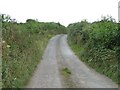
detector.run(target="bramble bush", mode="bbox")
[2,14,67,88]
[67,16,119,84]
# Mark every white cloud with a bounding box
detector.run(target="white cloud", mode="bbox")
[0,0,119,26]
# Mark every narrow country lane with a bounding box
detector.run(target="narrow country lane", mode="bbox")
[26,34,118,88]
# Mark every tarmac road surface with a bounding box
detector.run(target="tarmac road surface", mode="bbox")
[26,34,118,88]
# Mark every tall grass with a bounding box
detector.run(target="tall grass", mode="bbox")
[2,15,66,88]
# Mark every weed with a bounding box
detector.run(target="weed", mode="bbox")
[61,67,71,77]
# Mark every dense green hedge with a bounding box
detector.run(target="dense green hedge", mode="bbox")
[2,14,66,88]
[67,16,119,84]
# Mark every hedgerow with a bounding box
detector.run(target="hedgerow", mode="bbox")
[2,14,66,88]
[67,16,119,84]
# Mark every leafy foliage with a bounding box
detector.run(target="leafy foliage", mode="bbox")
[2,14,66,88]
[67,16,119,84]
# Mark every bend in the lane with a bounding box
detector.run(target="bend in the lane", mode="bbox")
[59,35,118,88]
[26,35,63,88]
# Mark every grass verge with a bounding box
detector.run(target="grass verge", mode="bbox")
[68,41,119,84]
[2,33,50,88]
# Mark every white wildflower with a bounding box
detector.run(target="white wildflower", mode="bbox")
[6,45,11,48]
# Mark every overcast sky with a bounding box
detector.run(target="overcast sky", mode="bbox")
[0,0,119,26]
